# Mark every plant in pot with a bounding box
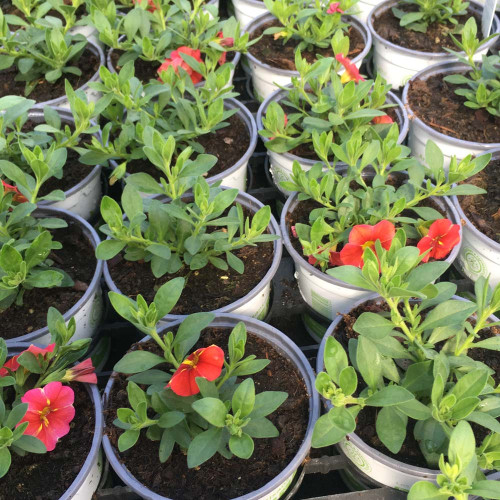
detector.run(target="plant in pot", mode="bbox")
[403,18,500,165]
[257,51,408,194]
[0,8,105,107]
[85,61,257,191]
[102,277,318,499]
[97,178,281,320]
[0,307,103,499]
[244,0,372,99]
[0,87,105,220]
[312,237,500,491]
[280,136,490,320]
[367,0,499,89]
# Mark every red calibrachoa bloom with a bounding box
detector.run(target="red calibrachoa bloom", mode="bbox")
[2,180,28,203]
[336,54,364,84]
[167,345,224,396]
[417,219,460,263]
[372,115,394,125]
[157,47,203,84]
[62,358,97,384]
[217,31,234,65]
[327,2,344,13]
[132,0,157,12]
[0,343,55,377]
[340,220,395,268]
[18,381,75,451]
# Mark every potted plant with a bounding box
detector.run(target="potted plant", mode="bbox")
[0,88,103,221]
[403,18,500,165]
[367,0,499,89]
[257,52,409,195]
[313,238,500,491]
[0,308,103,499]
[102,278,319,499]
[85,62,257,191]
[280,137,488,320]
[0,8,105,108]
[452,149,500,288]
[0,184,103,346]
[97,179,282,320]
[244,0,372,99]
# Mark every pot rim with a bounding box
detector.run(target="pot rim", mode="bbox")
[367,0,500,58]
[256,88,409,167]
[103,189,283,320]
[102,313,320,500]
[402,61,500,149]
[243,13,372,77]
[5,207,103,344]
[232,0,266,9]
[32,38,105,107]
[281,189,461,291]
[452,149,500,252]
[6,342,104,499]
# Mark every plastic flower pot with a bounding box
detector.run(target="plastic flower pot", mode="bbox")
[403,62,500,166]
[69,21,102,49]
[256,89,409,196]
[7,342,104,500]
[244,13,372,100]
[367,0,500,89]
[27,107,102,221]
[281,191,461,321]
[103,189,282,321]
[5,207,104,347]
[354,0,384,22]
[232,0,269,29]
[35,39,105,110]
[452,149,500,287]
[102,313,320,500]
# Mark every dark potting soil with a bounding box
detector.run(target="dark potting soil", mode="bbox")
[407,73,500,143]
[0,384,95,500]
[248,21,365,71]
[373,8,481,52]
[0,50,100,101]
[459,160,500,243]
[105,329,310,500]
[0,222,97,339]
[127,113,250,179]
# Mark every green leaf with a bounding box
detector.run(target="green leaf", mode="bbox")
[118,429,140,452]
[14,435,46,453]
[96,240,126,260]
[376,406,407,454]
[192,398,227,427]
[353,312,395,339]
[474,337,500,351]
[417,300,476,332]
[465,411,500,434]
[408,481,448,500]
[154,277,185,319]
[187,427,222,468]
[6,403,27,428]
[365,386,414,407]
[244,418,279,438]
[173,312,214,360]
[327,266,375,291]
[448,420,475,470]
[229,433,254,459]
[114,351,165,374]
[232,379,255,418]
[248,391,288,419]
[0,448,11,479]
[158,411,185,429]
[323,336,348,384]
[468,481,500,499]
[311,407,356,448]
[356,337,381,391]
[159,429,175,463]
[449,369,489,400]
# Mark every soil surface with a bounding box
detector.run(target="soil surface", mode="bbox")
[0,50,100,102]
[0,222,97,339]
[248,21,365,70]
[373,8,481,52]
[127,113,250,179]
[459,160,500,243]
[407,73,500,143]
[0,383,95,500]
[105,329,310,500]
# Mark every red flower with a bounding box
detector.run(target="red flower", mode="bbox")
[340,221,395,268]
[216,31,234,65]
[18,382,75,452]
[291,225,298,238]
[308,255,318,266]
[372,115,393,125]
[132,0,157,12]
[62,358,97,384]
[167,345,224,396]
[417,219,460,263]
[2,180,28,203]
[329,251,342,266]
[0,344,55,377]
[157,47,203,85]
[327,2,344,13]
[336,54,364,84]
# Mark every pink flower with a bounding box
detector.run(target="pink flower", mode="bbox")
[372,115,394,125]
[0,344,55,377]
[18,382,75,452]
[291,226,298,238]
[327,2,344,13]
[157,47,203,84]
[62,358,97,384]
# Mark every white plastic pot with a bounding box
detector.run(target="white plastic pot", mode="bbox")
[256,89,409,196]
[368,0,500,89]
[403,62,500,166]
[104,189,282,321]
[244,13,372,100]
[232,0,268,29]
[354,0,383,22]
[5,207,104,347]
[27,107,102,221]
[102,314,319,500]
[281,192,461,321]
[69,22,102,48]
[452,149,500,287]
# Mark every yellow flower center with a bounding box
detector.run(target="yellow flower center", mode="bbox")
[39,401,51,426]
[361,241,375,250]
[183,352,200,368]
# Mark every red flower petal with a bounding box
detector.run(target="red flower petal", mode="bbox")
[348,225,373,245]
[194,346,224,381]
[371,220,396,248]
[339,243,364,268]
[372,115,393,125]
[329,250,343,267]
